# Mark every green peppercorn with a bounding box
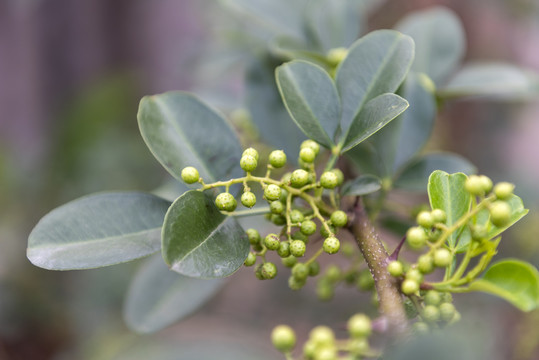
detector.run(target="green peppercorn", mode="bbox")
[264,233,280,251]
[330,210,348,227]
[347,313,372,338]
[292,263,309,281]
[246,228,261,245]
[290,169,310,188]
[181,166,199,184]
[407,226,427,249]
[489,200,511,227]
[270,200,284,214]
[264,184,282,201]
[282,255,298,268]
[215,193,237,212]
[320,171,339,189]
[290,209,305,223]
[242,147,259,161]
[301,140,320,155]
[308,261,320,276]
[244,252,256,267]
[494,182,515,200]
[269,150,287,168]
[271,325,296,352]
[417,254,434,274]
[240,154,257,172]
[241,191,256,208]
[387,260,404,277]
[261,262,277,279]
[301,220,317,235]
[433,248,452,268]
[323,236,340,254]
[416,211,434,229]
[290,240,306,257]
[299,147,316,163]
[277,241,291,258]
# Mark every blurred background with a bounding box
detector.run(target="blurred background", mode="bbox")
[1,0,539,359]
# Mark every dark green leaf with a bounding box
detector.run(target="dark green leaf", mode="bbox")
[427,171,471,248]
[336,30,414,135]
[438,63,539,100]
[395,7,465,85]
[276,60,340,147]
[468,259,539,311]
[124,254,224,333]
[137,92,242,183]
[27,192,170,270]
[345,142,385,177]
[394,152,476,191]
[162,190,249,278]
[341,93,408,152]
[341,174,382,196]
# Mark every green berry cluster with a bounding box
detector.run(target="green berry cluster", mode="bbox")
[413,290,460,333]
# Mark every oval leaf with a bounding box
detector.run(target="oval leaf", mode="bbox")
[395,6,465,85]
[276,60,340,147]
[468,259,539,311]
[342,93,408,152]
[427,171,471,248]
[124,254,224,333]
[137,92,242,183]
[394,152,476,191]
[336,30,414,135]
[341,174,382,196]
[162,190,249,278]
[27,192,171,270]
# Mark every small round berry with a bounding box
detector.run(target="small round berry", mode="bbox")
[254,264,264,280]
[277,242,291,258]
[270,200,284,214]
[298,158,311,170]
[308,261,320,276]
[271,325,296,353]
[316,281,334,301]
[406,226,428,249]
[240,155,257,172]
[264,184,282,201]
[439,302,456,322]
[387,260,404,277]
[301,140,320,155]
[290,209,305,223]
[244,252,256,267]
[412,321,429,335]
[309,326,335,346]
[327,47,348,65]
[288,275,307,290]
[292,263,309,281]
[424,290,442,306]
[494,182,515,200]
[433,248,452,268]
[291,231,309,243]
[290,169,310,188]
[347,338,369,355]
[246,228,261,245]
[431,209,447,224]
[242,147,259,161]
[290,240,306,257]
[416,211,434,229]
[441,292,453,303]
[269,150,287,168]
[422,305,440,323]
[181,166,200,184]
[347,314,372,338]
[465,175,485,196]
[479,175,493,193]
[271,214,286,226]
[315,346,337,360]
[331,169,344,186]
[241,191,256,208]
[282,255,298,268]
[417,254,434,274]
[320,171,339,189]
[325,265,341,282]
[489,200,511,227]
[264,233,280,251]
[261,262,277,279]
[320,224,335,238]
[401,279,419,295]
[215,193,237,212]
[323,236,340,254]
[357,271,374,291]
[330,210,348,227]
[299,147,316,163]
[300,220,317,235]
[471,224,488,241]
[406,268,423,283]
[281,172,292,185]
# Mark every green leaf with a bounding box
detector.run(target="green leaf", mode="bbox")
[427,171,471,248]
[468,259,539,311]
[394,152,476,191]
[246,56,305,157]
[438,63,539,100]
[27,192,171,270]
[341,174,382,196]
[124,254,224,333]
[162,190,249,278]
[395,6,465,85]
[276,60,340,147]
[341,93,409,152]
[336,30,414,135]
[137,92,243,183]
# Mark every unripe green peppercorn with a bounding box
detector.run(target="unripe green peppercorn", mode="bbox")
[407,226,428,249]
[320,171,339,189]
[271,214,286,226]
[439,302,456,322]
[288,275,306,290]
[424,290,442,306]
[330,168,344,186]
[215,193,237,212]
[406,268,423,283]
[246,228,261,245]
[244,252,256,267]
[412,321,429,335]
[270,200,284,214]
[264,233,280,251]
[316,280,334,301]
[271,325,296,353]
[290,209,305,223]
[494,182,515,200]
[241,191,256,208]
[269,150,287,168]
[301,140,320,155]
[308,261,320,276]
[489,200,511,227]
[301,220,317,235]
[422,305,441,323]
[261,262,277,279]
[401,279,419,295]
[433,248,452,267]
[292,263,309,281]
[181,166,199,184]
[347,313,372,338]
[240,154,257,172]
[417,254,434,274]
[309,326,335,346]
[290,169,310,188]
[282,255,297,268]
[320,224,335,238]
[314,346,337,360]
[387,260,404,277]
[291,231,309,243]
[277,241,291,258]
[242,147,259,161]
[281,172,292,185]
[323,236,340,254]
[465,175,485,196]
[330,210,348,227]
[431,209,447,224]
[325,265,341,282]
[416,211,434,229]
[264,184,282,201]
[471,224,488,241]
[290,240,306,257]
[299,147,316,163]
[479,175,493,193]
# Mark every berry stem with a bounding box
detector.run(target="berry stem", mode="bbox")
[348,198,408,334]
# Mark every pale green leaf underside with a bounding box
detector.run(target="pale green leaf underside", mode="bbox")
[162,190,249,279]
[137,91,242,183]
[27,192,170,270]
[468,259,539,312]
[124,254,224,333]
